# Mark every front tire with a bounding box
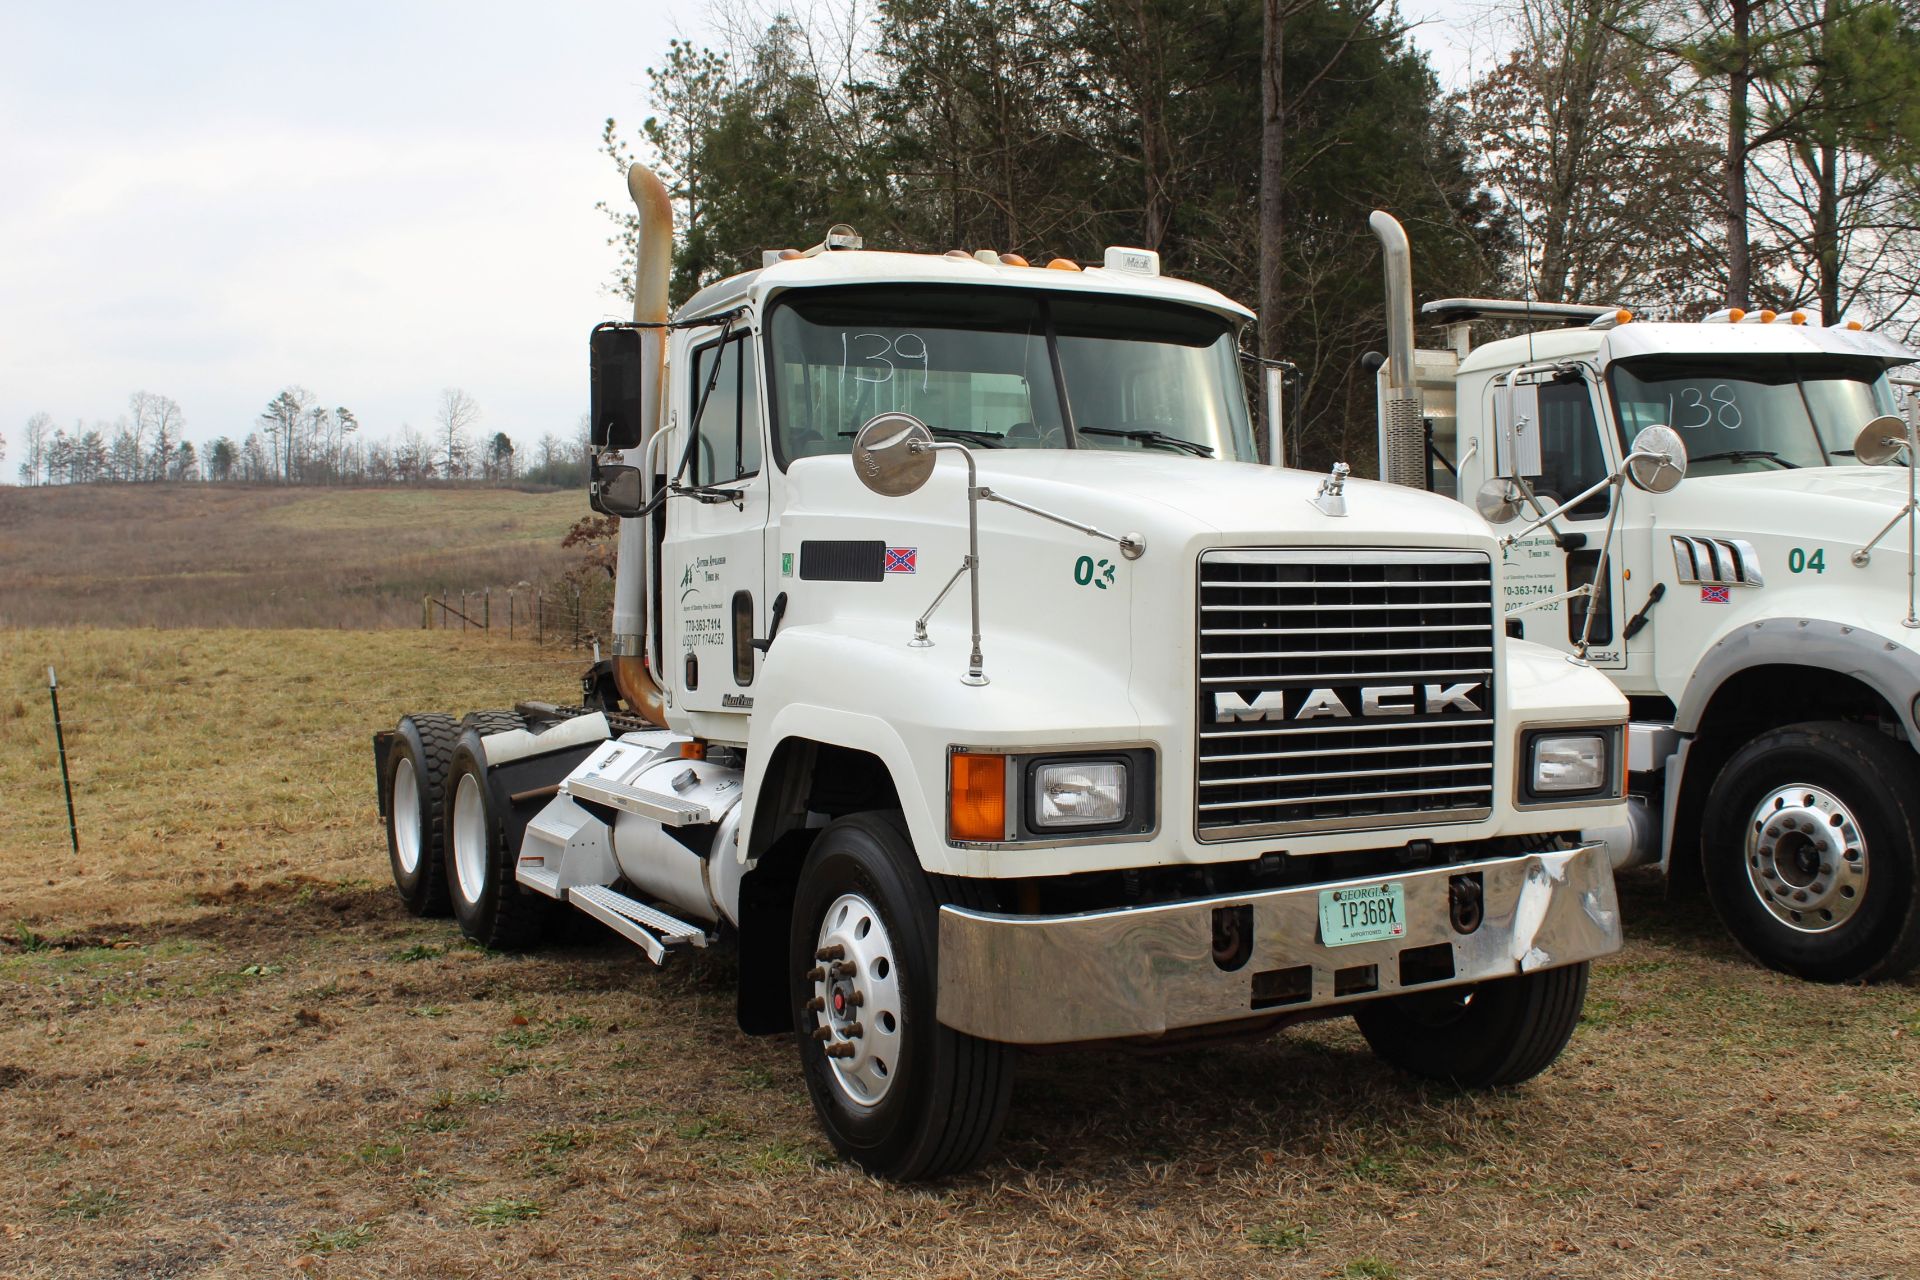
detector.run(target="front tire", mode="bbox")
[1353,962,1589,1088]
[385,713,459,916]
[789,812,1014,1180]
[444,731,557,950]
[1701,721,1920,982]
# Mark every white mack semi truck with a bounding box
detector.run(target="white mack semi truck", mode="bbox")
[374,165,1640,1180]
[1367,210,1920,983]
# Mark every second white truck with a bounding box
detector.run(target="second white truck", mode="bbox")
[1369,210,1920,983]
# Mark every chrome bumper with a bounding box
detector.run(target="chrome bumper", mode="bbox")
[936,842,1620,1045]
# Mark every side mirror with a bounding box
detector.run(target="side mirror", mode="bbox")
[851,412,937,497]
[1625,424,1687,492]
[1474,477,1520,525]
[1852,413,1907,466]
[589,462,645,518]
[589,323,649,452]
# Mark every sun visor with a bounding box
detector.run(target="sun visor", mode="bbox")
[1602,321,1920,369]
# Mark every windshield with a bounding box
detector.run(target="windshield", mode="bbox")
[764,285,1255,466]
[1607,356,1899,474]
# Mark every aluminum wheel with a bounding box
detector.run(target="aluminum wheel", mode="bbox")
[391,757,422,874]
[1746,783,1868,933]
[811,892,904,1107]
[451,771,490,908]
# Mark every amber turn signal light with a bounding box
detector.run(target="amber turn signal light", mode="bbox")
[949,753,1007,842]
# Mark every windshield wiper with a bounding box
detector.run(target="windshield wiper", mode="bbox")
[839,425,1005,448]
[1078,426,1214,457]
[1689,449,1798,469]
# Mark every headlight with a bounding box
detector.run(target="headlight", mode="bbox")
[1530,733,1608,794]
[1033,761,1128,828]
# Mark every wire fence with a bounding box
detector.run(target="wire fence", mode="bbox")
[422,583,608,651]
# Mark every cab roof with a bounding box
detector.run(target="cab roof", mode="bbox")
[1454,319,1919,377]
[675,248,1256,326]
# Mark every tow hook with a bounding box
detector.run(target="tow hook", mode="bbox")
[1448,873,1485,935]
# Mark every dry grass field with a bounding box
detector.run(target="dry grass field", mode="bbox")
[2,628,1917,1279]
[0,485,585,629]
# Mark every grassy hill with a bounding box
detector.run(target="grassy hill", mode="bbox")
[0,484,590,628]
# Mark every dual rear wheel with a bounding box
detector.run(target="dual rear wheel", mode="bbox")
[385,710,555,949]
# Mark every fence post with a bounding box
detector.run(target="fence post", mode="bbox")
[484,589,490,632]
[507,589,514,640]
[48,668,79,855]
[422,595,429,630]
[461,591,469,630]
[440,592,448,630]
[537,593,544,643]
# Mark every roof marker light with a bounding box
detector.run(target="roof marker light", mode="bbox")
[1730,308,1747,322]
[945,249,973,260]
[1790,311,1808,325]
[1847,320,1865,330]
[1045,258,1082,272]
[1759,309,1777,323]
[998,253,1030,267]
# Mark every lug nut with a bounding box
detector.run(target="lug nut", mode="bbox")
[824,1042,856,1059]
[843,1022,864,1039]
[811,1025,832,1042]
[848,990,865,1008]
[805,966,827,983]
[816,943,845,961]
[805,996,825,1013]
[830,961,857,979]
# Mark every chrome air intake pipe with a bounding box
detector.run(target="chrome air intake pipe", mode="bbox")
[611,163,674,725]
[1370,211,1426,488]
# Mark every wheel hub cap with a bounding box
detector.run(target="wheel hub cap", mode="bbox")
[392,758,421,874]
[811,893,903,1107]
[451,773,488,907]
[1745,784,1867,933]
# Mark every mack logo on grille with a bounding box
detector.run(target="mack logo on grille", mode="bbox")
[1210,682,1483,723]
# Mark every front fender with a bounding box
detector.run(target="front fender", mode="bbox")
[1675,617,1920,752]
[739,623,1147,876]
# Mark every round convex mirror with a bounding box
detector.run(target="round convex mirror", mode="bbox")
[1852,414,1907,466]
[1474,477,1521,525]
[1627,424,1687,493]
[852,413,937,497]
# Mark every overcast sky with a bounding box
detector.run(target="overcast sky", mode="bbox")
[0,0,1497,469]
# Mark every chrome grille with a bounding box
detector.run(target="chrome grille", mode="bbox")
[1196,549,1496,840]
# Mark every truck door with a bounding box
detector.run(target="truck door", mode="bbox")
[1496,375,1627,668]
[665,326,770,727]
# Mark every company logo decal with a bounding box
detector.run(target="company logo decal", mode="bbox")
[1210,682,1483,724]
[1700,585,1731,603]
[884,547,917,574]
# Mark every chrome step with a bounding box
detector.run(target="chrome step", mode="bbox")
[563,776,712,827]
[568,884,709,965]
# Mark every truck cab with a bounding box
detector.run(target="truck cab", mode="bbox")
[1367,211,1920,984]
[377,171,1632,1181]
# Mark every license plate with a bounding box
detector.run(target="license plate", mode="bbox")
[1319,882,1406,947]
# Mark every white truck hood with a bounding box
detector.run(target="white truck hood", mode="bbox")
[949,449,1494,545]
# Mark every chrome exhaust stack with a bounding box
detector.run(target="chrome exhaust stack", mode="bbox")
[1370,211,1426,488]
[611,163,674,725]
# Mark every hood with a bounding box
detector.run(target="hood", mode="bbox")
[1678,466,1913,539]
[946,449,1495,546]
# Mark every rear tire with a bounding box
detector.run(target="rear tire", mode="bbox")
[1701,720,1920,982]
[444,730,558,950]
[789,812,1014,1180]
[385,713,459,916]
[1353,962,1589,1088]
[461,709,527,736]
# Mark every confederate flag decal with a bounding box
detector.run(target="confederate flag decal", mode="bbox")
[1700,584,1731,603]
[884,547,917,574]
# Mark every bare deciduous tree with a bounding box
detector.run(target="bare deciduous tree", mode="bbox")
[437,388,481,478]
